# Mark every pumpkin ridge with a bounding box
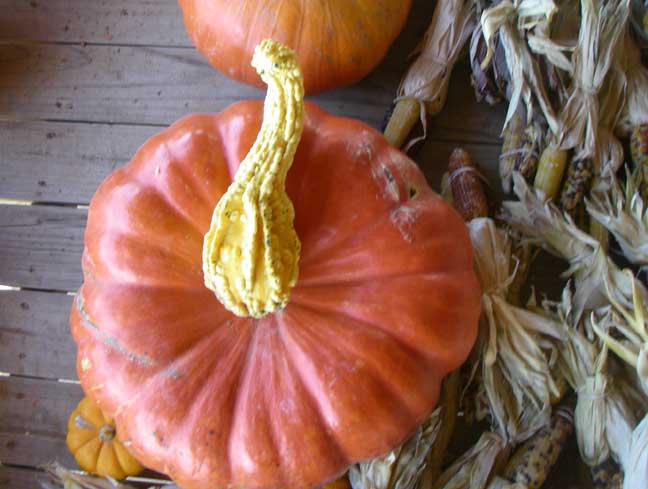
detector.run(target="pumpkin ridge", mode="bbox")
[159,129,229,211]
[283,300,430,367]
[294,269,464,290]
[128,170,208,240]
[277,307,428,461]
[273,311,352,470]
[95,231,201,283]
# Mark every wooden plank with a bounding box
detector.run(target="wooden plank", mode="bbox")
[0,376,82,467]
[0,290,76,379]
[0,40,504,142]
[0,121,158,203]
[0,205,85,291]
[0,91,505,204]
[0,0,189,46]
[0,465,47,489]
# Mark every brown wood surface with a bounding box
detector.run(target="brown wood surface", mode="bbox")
[0,0,189,46]
[0,375,82,467]
[0,204,85,291]
[0,0,573,486]
[0,290,76,379]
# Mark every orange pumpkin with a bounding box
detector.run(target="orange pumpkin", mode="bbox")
[71,41,479,489]
[177,0,413,94]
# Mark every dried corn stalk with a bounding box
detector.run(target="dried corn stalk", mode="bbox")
[587,167,648,266]
[469,217,562,444]
[431,432,505,489]
[420,372,462,487]
[384,0,476,149]
[624,413,648,489]
[557,0,629,177]
[349,408,442,489]
[481,0,560,134]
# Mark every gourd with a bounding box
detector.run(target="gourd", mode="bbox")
[66,397,143,479]
[71,40,480,489]
[177,0,413,94]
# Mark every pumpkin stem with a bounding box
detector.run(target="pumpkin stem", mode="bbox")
[99,424,116,442]
[203,40,304,318]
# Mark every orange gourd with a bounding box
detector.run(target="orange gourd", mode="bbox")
[66,397,144,479]
[71,41,479,489]
[177,0,413,94]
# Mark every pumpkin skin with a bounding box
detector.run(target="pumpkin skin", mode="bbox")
[177,0,413,94]
[71,101,480,489]
[66,397,144,479]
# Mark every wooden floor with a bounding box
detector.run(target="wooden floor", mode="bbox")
[0,1,571,487]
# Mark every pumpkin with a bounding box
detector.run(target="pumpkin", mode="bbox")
[66,397,144,479]
[177,0,413,94]
[71,40,480,489]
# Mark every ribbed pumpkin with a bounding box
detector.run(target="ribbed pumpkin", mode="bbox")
[66,397,144,479]
[177,0,413,94]
[71,41,479,489]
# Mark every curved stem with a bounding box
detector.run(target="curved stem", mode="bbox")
[203,40,304,318]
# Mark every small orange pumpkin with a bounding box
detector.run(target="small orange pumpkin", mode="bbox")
[66,397,144,479]
[71,41,479,488]
[177,0,413,94]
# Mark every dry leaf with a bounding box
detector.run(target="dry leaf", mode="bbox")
[349,409,442,489]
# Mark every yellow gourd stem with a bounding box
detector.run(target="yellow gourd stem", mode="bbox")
[203,40,304,318]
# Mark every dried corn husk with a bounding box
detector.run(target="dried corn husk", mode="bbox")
[499,110,526,192]
[587,167,648,266]
[557,0,629,175]
[544,286,640,467]
[616,27,648,138]
[432,432,505,489]
[481,0,560,135]
[590,277,648,396]
[349,408,442,489]
[470,23,511,105]
[503,174,648,319]
[385,0,476,149]
[485,478,525,489]
[41,463,177,489]
[469,217,562,444]
[501,402,575,489]
[624,414,648,489]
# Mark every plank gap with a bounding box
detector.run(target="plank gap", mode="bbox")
[0,286,75,296]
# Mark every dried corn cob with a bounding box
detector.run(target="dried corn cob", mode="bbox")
[534,145,569,200]
[449,148,489,221]
[514,124,542,184]
[591,459,623,489]
[501,402,575,489]
[631,123,648,173]
[561,158,592,215]
[499,111,525,193]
